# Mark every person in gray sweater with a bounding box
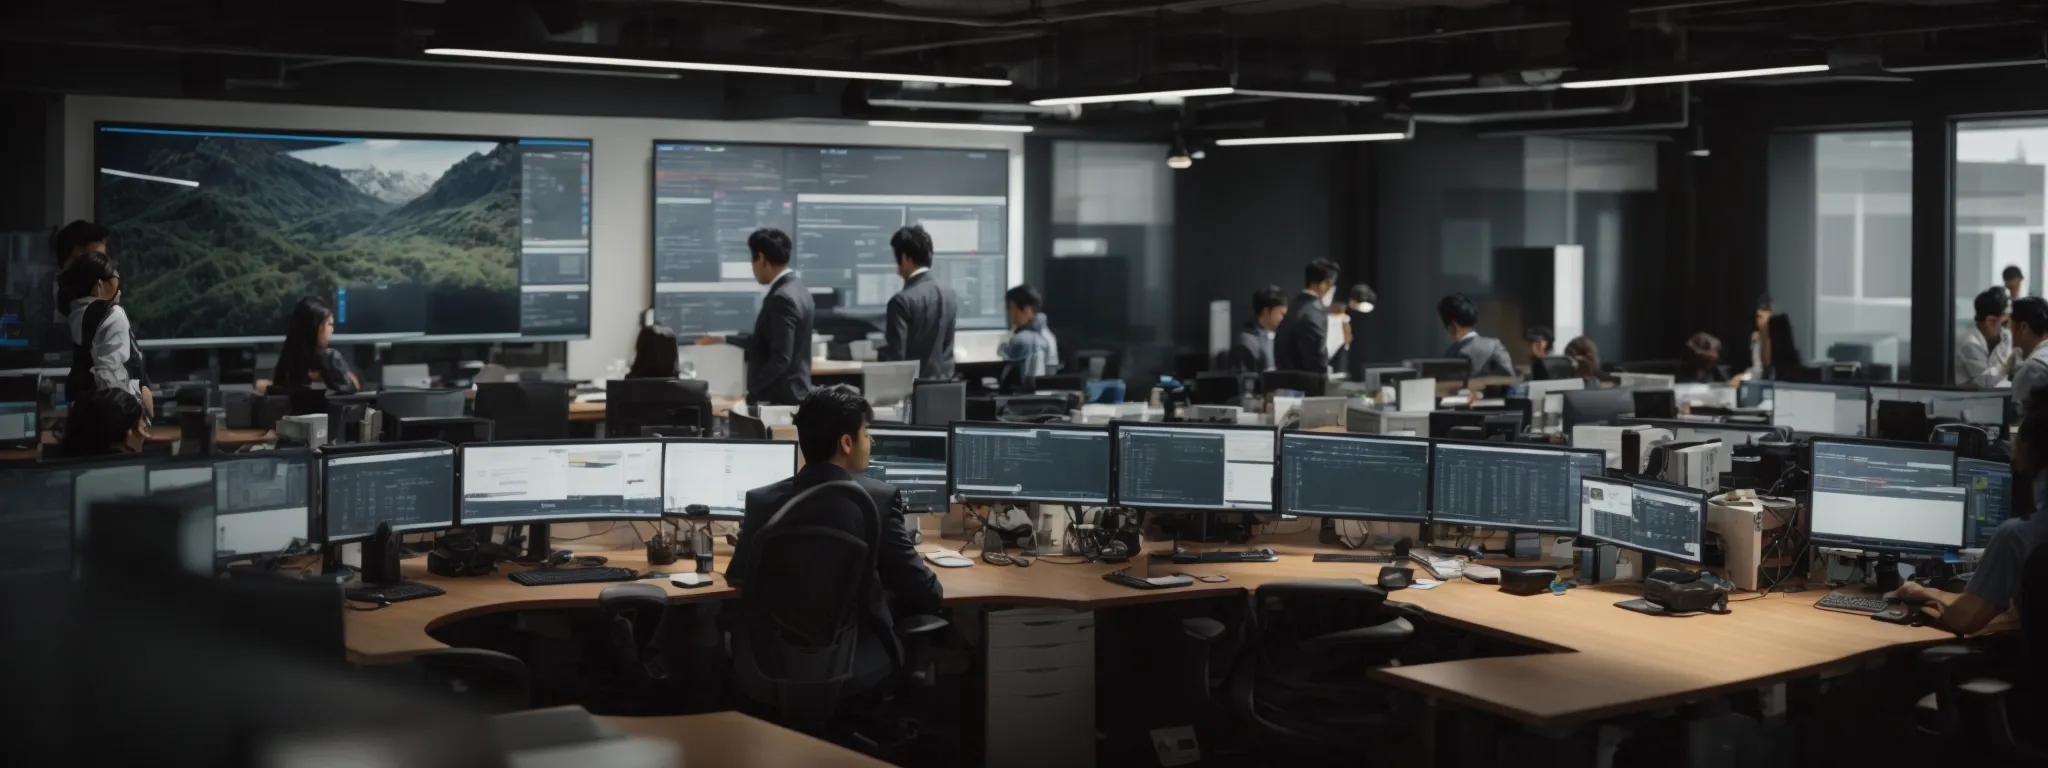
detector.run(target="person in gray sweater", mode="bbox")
[1436,293,1515,378]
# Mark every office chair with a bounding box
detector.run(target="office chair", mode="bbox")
[730,479,949,748]
[406,648,531,715]
[1192,372,1242,406]
[1183,579,1421,762]
[910,380,966,427]
[1530,356,1576,381]
[1631,390,1678,420]
[590,583,676,714]
[1073,348,1119,380]
[375,388,465,420]
[729,410,769,440]
[994,395,1070,423]
[860,361,921,409]
[1614,359,1682,376]
[1915,546,2048,760]
[387,416,495,446]
[1262,370,1327,398]
[475,382,571,441]
[606,378,712,440]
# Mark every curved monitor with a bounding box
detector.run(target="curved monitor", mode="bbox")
[94,123,592,346]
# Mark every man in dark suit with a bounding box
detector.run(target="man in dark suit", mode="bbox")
[1437,293,1516,378]
[698,228,813,406]
[728,385,944,692]
[1273,259,1341,372]
[879,225,958,380]
[1229,285,1285,373]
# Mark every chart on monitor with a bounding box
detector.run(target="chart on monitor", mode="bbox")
[94,125,593,345]
[651,141,1010,335]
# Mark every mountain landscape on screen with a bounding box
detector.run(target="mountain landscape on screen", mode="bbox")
[95,130,518,340]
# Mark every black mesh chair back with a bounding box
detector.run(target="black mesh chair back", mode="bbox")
[474,382,571,441]
[911,380,966,426]
[375,388,466,419]
[732,479,881,730]
[729,410,769,440]
[606,378,711,440]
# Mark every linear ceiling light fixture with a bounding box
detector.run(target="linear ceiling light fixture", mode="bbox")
[1232,89,1378,104]
[1214,132,1409,147]
[423,48,1013,86]
[1029,86,1236,107]
[867,120,1034,133]
[1559,63,1830,89]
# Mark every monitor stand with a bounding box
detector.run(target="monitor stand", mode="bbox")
[342,522,444,604]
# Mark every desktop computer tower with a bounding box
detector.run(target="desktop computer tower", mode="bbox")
[1706,494,1796,591]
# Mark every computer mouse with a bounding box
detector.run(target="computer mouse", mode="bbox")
[1378,566,1414,590]
[1013,556,1033,567]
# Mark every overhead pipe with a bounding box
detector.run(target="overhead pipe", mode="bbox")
[660,0,1268,29]
[1391,89,1636,125]
[1478,86,1690,138]
[1360,0,1788,46]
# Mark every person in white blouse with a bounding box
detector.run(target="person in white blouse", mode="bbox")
[1955,286,2014,388]
[59,252,149,415]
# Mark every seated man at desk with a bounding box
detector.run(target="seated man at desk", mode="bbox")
[1898,408,2048,634]
[729,384,944,691]
[59,388,150,457]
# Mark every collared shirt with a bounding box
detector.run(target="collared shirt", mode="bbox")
[765,268,795,293]
[1458,330,1478,343]
[906,267,930,281]
[2013,342,2048,413]
[1955,326,2013,388]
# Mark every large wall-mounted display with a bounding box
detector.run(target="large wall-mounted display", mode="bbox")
[94,124,593,346]
[651,141,1009,335]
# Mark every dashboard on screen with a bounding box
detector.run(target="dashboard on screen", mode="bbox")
[94,124,592,345]
[651,141,1009,335]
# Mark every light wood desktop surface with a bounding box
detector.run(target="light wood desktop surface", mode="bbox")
[341,519,1958,727]
[600,711,891,767]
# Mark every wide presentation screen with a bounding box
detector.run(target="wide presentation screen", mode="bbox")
[94,124,592,345]
[651,141,1009,335]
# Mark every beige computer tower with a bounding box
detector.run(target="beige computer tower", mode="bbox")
[1707,493,1797,591]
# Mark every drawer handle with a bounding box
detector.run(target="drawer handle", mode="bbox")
[1021,621,1063,627]
[1022,667,1061,674]
[1024,643,1068,649]
[1023,692,1065,700]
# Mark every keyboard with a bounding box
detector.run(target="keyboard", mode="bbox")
[1313,553,1398,564]
[510,567,640,587]
[1814,591,1894,615]
[1103,571,1194,590]
[1171,548,1279,564]
[346,581,445,604]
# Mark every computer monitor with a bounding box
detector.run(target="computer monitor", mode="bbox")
[1770,382,1871,437]
[1561,388,1634,432]
[1405,358,1469,383]
[319,443,453,544]
[1429,441,1586,534]
[1530,357,1575,381]
[949,422,1112,505]
[198,450,313,559]
[1868,384,2009,427]
[606,378,713,439]
[867,426,948,513]
[1278,432,1429,522]
[1808,438,1964,553]
[1631,390,1678,421]
[460,440,663,526]
[1958,458,2011,550]
[1111,422,1275,511]
[0,464,74,580]
[65,455,154,560]
[661,439,799,520]
[911,380,966,426]
[0,397,36,450]
[1579,475,1706,564]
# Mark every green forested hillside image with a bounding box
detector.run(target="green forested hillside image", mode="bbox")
[95,128,519,340]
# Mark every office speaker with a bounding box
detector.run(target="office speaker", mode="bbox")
[1497,568,1558,596]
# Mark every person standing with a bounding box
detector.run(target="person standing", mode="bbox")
[2006,265,2026,301]
[1955,286,2014,388]
[879,225,958,380]
[60,253,151,416]
[1273,259,1340,372]
[698,228,814,406]
[1229,285,1285,373]
[51,221,151,411]
[1436,293,1515,378]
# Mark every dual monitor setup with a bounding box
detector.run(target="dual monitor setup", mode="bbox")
[1761,381,2008,440]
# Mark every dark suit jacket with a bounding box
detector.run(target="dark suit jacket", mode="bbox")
[1447,333,1517,378]
[1228,322,1275,373]
[730,463,944,680]
[880,270,958,380]
[728,272,815,406]
[1272,292,1329,372]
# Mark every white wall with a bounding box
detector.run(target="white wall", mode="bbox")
[62,96,1027,380]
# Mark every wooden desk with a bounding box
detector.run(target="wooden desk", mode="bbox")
[601,712,890,767]
[342,526,1955,727]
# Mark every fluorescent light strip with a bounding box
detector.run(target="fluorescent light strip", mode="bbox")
[1559,64,1830,89]
[424,48,1012,87]
[100,168,200,188]
[867,120,1034,133]
[1214,132,1409,147]
[1234,89,1378,104]
[1029,86,1236,107]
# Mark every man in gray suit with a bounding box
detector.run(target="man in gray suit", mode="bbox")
[1437,293,1515,378]
[698,228,814,406]
[1229,285,1285,373]
[879,225,958,380]
[1273,259,1341,372]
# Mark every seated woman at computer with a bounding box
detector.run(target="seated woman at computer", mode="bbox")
[272,297,359,395]
[1898,408,2048,635]
[1564,336,1601,381]
[1679,333,1723,385]
[60,251,153,416]
[627,324,681,379]
[60,388,149,457]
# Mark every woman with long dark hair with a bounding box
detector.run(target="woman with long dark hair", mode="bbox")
[271,297,359,394]
[627,324,681,379]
